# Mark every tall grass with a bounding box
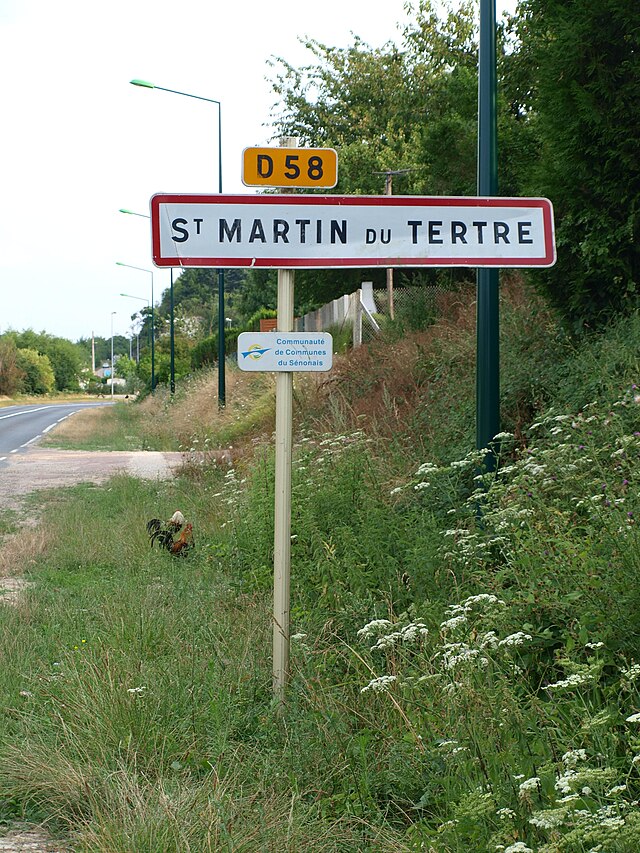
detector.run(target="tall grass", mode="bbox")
[2,287,640,850]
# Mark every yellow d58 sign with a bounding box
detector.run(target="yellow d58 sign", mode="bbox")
[242,147,338,189]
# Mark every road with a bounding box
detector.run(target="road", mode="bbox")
[0,402,112,461]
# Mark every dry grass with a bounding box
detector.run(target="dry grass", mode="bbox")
[305,283,478,438]
[134,367,277,453]
[44,407,113,444]
[0,526,52,578]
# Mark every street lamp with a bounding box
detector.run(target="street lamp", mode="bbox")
[120,208,175,394]
[116,262,155,391]
[110,311,117,399]
[120,292,148,363]
[130,78,226,407]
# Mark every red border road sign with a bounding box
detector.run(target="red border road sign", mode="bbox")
[150,193,556,269]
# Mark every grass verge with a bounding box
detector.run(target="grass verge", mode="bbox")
[2,288,640,850]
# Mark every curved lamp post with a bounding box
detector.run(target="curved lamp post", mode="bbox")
[116,262,155,391]
[119,209,175,394]
[130,78,225,407]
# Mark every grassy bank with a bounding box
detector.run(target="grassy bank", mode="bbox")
[2,283,640,850]
[42,367,276,454]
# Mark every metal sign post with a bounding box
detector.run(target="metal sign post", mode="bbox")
[272,137,296,708]
[273,266,294,707]
[477,0,500,467]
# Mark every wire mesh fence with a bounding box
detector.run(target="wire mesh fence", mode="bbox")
[295,282,453,347]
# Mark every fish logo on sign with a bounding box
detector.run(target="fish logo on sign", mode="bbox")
[241,343,271,361]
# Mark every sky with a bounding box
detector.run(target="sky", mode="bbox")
[0,0,513,343]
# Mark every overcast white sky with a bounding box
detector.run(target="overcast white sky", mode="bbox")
[0,0,512,342]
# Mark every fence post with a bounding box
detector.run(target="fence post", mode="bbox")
[351,290,363,348]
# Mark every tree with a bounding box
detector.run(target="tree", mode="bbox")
[0,337,24,396]
[16,348,55,395]
[268,1,536,306]
[14,330,84,391]
[516,0,640,329]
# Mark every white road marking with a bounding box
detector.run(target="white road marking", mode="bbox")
[0,406,52,421]
[21,435,42,447]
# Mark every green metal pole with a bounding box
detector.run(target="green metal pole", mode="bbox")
[170,269,175,394]
[150,272,155,392]
[476,0,500,468]
[216,102,226,408]
[129,81,226,406]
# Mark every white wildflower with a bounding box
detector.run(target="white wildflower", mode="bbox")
[415,462,439,476]
[504,843,533,853]
[529,809,566,829]
[361,675,397,694]
[291,633,307,642]
[414,481,431,491]
[461,593,505,610]
[499,632,532,648]
[127,686,146,694]
[480,631,500,649]
[518,777,540,797]
[357,619,392,640]
[626,712,640,722]
[440,615,467,631]
[496,807,516,819]
[371,632,402,651]
[400,622,429,643]
[622,663,640,680]
[543,672,593,690]
[562,749,587,768]
[585,641,604,649]
[605,784,627,796]
[555,771,577,795]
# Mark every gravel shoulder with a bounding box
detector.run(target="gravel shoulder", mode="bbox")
[0,447,185,513]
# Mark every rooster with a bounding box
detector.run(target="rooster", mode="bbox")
[146,511,193,556]
[168,523,194,557]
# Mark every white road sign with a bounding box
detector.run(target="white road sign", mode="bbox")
[237,332,333,372]
[151,193,556,269]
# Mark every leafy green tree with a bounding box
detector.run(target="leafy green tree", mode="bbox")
[16,348,55,395]
[13,330,85,391]
[235,269,278,323]
[517,0,640,329]
[45,338,82,391]
[0,337,24,396]
[268,1,536,306]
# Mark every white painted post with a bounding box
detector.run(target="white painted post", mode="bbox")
[273,137,297,707]
[351,290,362,348]
[273,269,294,706]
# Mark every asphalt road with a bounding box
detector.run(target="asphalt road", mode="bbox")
[0,402,113,461]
